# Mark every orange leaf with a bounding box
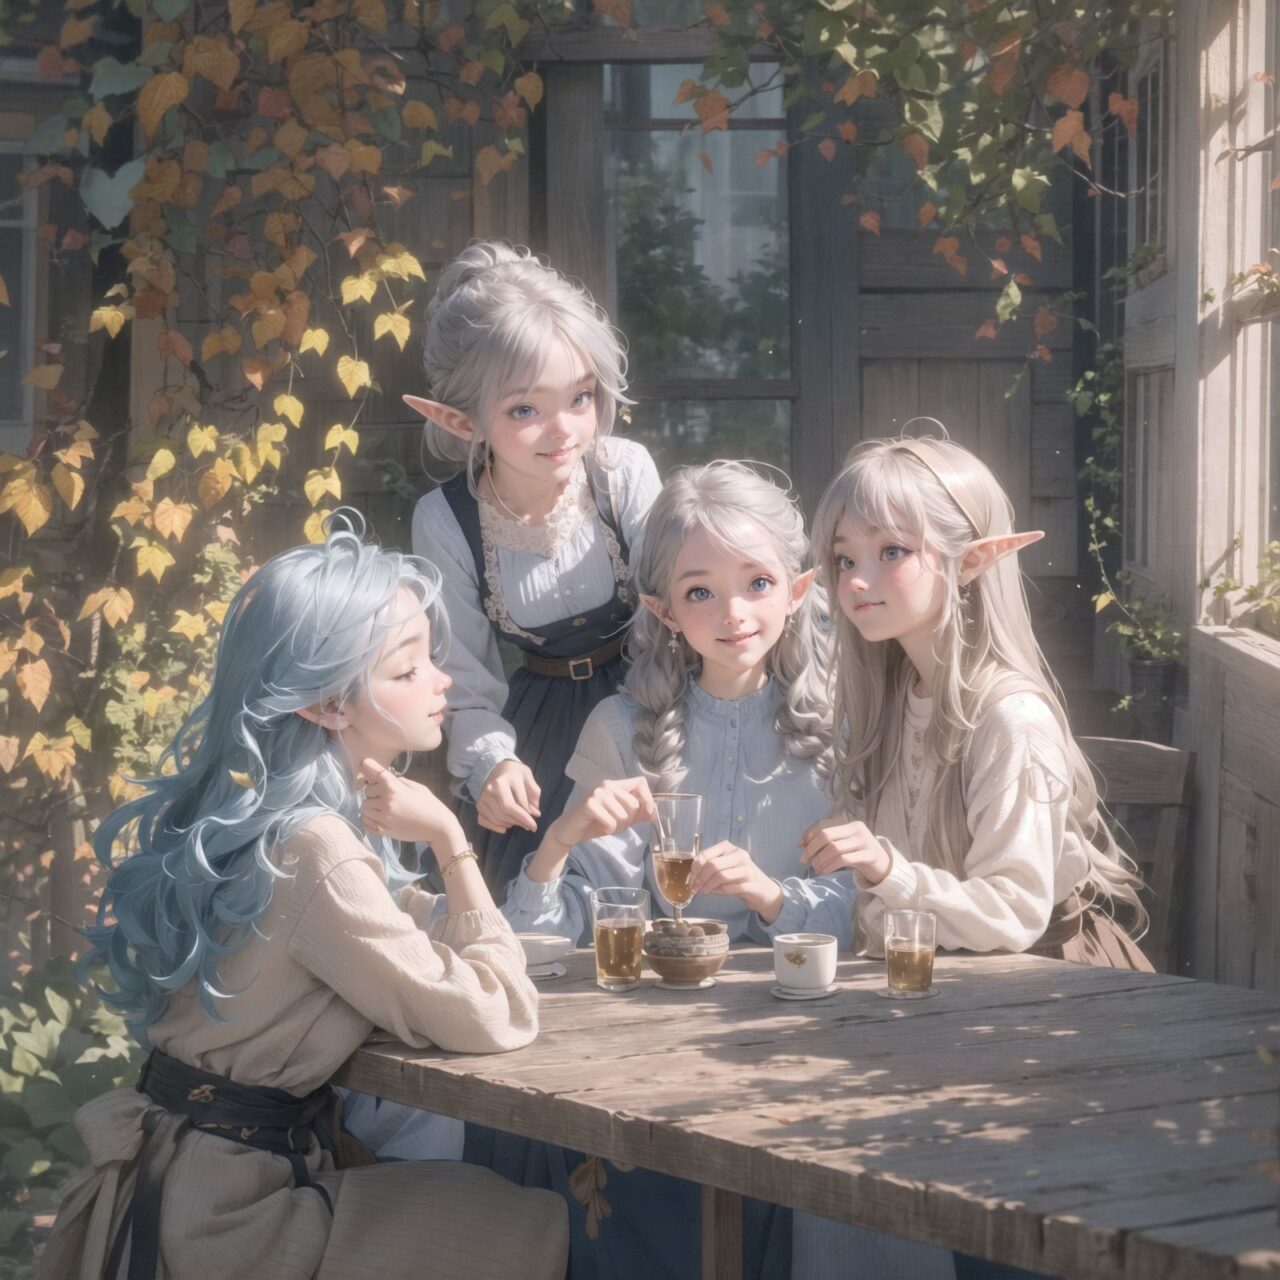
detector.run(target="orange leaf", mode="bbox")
[834,69,877,106]
[699,151,714,174]
[837,120,857,144]
[1014,272,1034,286]
[1033,343,1053,363]
[157,328,193,365]
[1020,232,1042,262]
[592,0,631,25]
[695,90,730,133]
[475,145,517,186]
[458,60,485,87]
[705,1,730,26]
[754,149,774,168]
[989,258,1009,278]
[1052,109,1085,154]
[900,132,928,170]
[818,138,836,162]
[1046,63,1089,110]
[515,72,543,109]
[995,234,1013,252]
[859,210,881,235]
[932,235,959,259]
[917,201,937,227]
[242,357,271,390]
[986,32,1021,96]
[975,318,998,340]
[1033,305,1058,338]
[1108,92,1138,139]
[1272,173,1280,192]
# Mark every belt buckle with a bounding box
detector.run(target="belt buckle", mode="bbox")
[568,656,594,681]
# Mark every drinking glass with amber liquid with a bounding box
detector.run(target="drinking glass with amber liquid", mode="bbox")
[590,887,649,992]
[881,909,937,1000]
[651,793,703,923]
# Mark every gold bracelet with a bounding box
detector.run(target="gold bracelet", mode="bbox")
[441,847,478,878]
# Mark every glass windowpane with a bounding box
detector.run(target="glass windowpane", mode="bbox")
[624,400,790,477]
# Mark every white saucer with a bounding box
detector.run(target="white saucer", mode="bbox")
[770,983,838,1001]
[656,977,715,991]
[528,962,567,981]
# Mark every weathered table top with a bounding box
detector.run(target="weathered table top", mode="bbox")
[335,948,1280,1279]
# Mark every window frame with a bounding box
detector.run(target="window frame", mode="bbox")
[0,142,39,451]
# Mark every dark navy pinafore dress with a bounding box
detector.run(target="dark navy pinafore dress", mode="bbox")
[438,459,635,898]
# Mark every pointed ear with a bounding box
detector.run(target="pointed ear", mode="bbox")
[639,593,673,628]
[295,700,350,731]
[958,532,1045,586]
[788,568,815,613]
[402,395,474,443]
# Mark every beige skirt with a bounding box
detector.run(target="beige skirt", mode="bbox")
[1031,891,1154,972]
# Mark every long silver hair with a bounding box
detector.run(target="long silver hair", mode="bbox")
[87,512,449,1035]
[625,461,833,789]
[812,435,1146,933]
[419,241,631,487]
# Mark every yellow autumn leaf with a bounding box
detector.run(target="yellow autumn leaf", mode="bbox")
[187,424,219,457]
[133,538,176,582]
[336,356,371,398]
[81,99,112,144]
[251,308,285,348]
[51,462,84,511]
[340,272,379,306]
[65,716,92,750]
[90,305,128,338]
[0,470,54,536]
[170,610,208,641]
[16,658,52,712]
[324,424,360,454]
[304,509,331,543]
[303,467,341,506]
[110,495,150,526]
[403,100,438,130]
[127,671,150,690]
[153,496,195,542]
[199,457,236,508]
[374,311,411,351]
[228,768,256,788]
[0,735,18,773]
[201,325,243,362]
[299,327,330,356]
[24,364,63,390]
[78,585,134,627]
[376,245,426,281]
[204,600,229,624]
[0,640,14,681]
[146,447,176,481]
[274,393,304,427]
[257,421,289,470]
[515,71,543,108]
[138,72,190,140]
[228,0,253,32]
[184,34,241,93]
[0,566,31,599]
[23,732,76,779]
[230,441,260,486]
[15,622,43,655]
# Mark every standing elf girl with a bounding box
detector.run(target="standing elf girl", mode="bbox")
[406,241,661,897]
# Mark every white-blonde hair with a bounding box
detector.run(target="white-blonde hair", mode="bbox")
[812,435,1147,936]
[625,461,833,789]
[419,242,631,486]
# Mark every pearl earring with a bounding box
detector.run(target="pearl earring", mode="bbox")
[668,628,681,653]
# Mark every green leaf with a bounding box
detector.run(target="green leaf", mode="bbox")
[995,278,1022,324]
[43,987,71,1027]
[81,160,145,231]
[419,140,454,168]
[89,57,154,101]
[0,1210,28,1246]
[371,105,402,142]
[1034,211,1063,244]
[137,40,175,68]
[207,142,236,179]
[1010,167,1049,213]
[151,0,191,18]
[23,114,72,157]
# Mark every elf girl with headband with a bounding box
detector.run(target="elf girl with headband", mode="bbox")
[792,434,1151,1280]
[405,242,660,898]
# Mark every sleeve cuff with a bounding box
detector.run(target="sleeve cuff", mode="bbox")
[467,744,519,801]
[504,868,565,914]
[758,879,810,939]
[856,841,918,907]
[427,905,517,947]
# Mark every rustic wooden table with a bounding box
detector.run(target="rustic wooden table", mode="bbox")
[335,948,1280,1280]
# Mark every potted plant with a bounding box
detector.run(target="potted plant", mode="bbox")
[1103,578,1185,744]
[1203,540,1280,642]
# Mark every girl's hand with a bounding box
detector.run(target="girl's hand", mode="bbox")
[476,759,542,833]
[688,841,783,921]
[360,758,467,856]
[548,777,656,849]
[800,818,893,884]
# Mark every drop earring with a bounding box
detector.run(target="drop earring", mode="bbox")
[668,628,682,653]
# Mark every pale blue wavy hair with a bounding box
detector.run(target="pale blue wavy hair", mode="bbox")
[86,511,449,1037]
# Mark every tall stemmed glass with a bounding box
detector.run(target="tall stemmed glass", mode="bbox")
[651,793,703,923]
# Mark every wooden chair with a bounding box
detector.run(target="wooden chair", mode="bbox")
[1078,736,1196,975]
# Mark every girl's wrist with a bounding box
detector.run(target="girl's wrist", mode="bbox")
[526,822,572,883]
[750,877,785,924]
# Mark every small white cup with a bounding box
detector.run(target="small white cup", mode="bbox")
[773,932,837,992]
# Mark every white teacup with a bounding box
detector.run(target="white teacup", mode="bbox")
[773,932,837,992]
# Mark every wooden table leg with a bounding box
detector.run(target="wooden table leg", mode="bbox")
[701,1184,743,1280]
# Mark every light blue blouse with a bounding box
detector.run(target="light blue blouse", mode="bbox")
[502,679,856,947]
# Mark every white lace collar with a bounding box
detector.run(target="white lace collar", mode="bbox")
[477,464,593,558]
